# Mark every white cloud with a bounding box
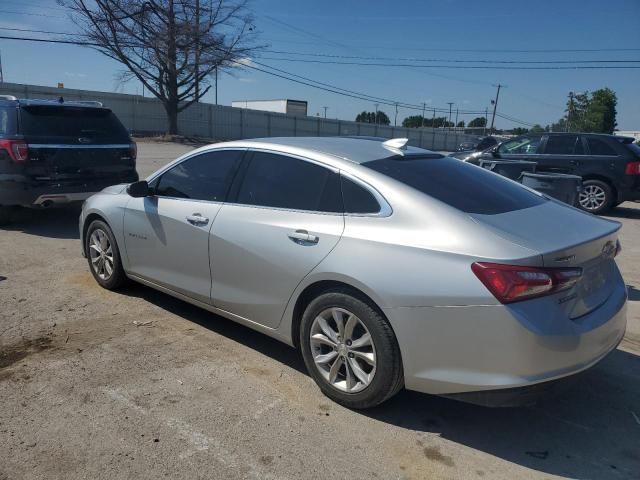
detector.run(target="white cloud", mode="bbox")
[238,77,256,83]
[235,57,255,67]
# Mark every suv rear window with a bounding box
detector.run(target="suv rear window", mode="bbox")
[364,156,546,215]
[0,106,16,135]
[20,106,129,142]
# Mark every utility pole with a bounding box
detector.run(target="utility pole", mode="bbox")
[323,106,328,119]
[447,102,454,130]
[432,108,436,127]
[455,108,459,129]
[215,67,218,104]
[394,102,399,127]
[374,103,379,124]
[422,102,426,128]
[489,83,503,135]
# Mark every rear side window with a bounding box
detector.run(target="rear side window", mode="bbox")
[20,106,129,142]
[628,143,640,158]
[0,106,16,135]
[364,156,546,215]
[587,137,617,156]
[155,150,244,201]
[235,151,342,212]
[544,135,581,155]
[341,176,380,214]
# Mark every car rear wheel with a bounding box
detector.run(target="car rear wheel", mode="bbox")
[300,290,403,409]
[578,179,614,214]
[85,220,128,290]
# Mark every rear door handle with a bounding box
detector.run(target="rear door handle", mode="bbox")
[288,229,319,245]
[186,213,209,226]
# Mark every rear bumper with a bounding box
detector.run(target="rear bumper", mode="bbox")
[0,173,138,207]
[384,278,627,396]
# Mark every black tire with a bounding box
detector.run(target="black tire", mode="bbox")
[578,179,614,215]
[0,206,13,226]
[85,219,128,290]
[300,290,404,409]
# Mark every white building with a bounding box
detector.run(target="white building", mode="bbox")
[231,99,308,117]
[615,130,640,141]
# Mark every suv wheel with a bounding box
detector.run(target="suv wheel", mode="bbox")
[85,220,128,290]
[578,179,614,214]
[300,290,404,409]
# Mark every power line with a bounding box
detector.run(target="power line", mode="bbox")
[262,49,640,64]
[0,33,539,125]
[0,10,65,18]
[259,56,640,70]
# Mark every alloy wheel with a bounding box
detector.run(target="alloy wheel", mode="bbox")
[309,307,377,393]
[579,184,607,211]
[89,229,114,280]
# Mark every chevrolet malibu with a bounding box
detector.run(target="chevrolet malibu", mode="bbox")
[79,137,627,409]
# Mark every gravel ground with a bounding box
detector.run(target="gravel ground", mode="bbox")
[1,141,639,480]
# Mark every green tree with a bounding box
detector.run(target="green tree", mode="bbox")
[402,115,452,128]
[467,117,487,128]
[511,127,529,135]
[355,110,390,125]
[583,88,617,134]
[529,124,545,134]
[456,120,465,128]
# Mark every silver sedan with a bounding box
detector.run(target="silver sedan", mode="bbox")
[79,137,627,408]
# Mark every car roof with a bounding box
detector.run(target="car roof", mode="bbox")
[234,136,437,164]
[0,97,107,110]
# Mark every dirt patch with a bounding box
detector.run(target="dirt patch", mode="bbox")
[422,446,455,467]
[0,336,54,369]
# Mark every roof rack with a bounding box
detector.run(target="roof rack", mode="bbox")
[67,100,104,107]
[0,95,18,101]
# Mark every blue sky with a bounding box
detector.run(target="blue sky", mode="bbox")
[0,0,639,129]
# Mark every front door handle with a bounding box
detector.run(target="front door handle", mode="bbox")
[288,229,319,245]
[186,213,209,226]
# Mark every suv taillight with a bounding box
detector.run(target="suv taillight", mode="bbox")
[624,161,640,175]
[0,139,29,162]
[471,262,582,304]
[130,142,137,161]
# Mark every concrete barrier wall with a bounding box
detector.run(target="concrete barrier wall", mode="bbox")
[0,82,478,150]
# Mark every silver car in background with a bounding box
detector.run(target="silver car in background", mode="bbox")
[79,137,627,408]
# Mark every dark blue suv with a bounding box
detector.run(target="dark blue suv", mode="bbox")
[0,96,138,224]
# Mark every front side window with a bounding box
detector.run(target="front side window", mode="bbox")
[498,136,541,154]
[155,150,244,201]
[587,137,617,156]
[235,151,342,212]
[544,135,581,155]
[364,156,546,215]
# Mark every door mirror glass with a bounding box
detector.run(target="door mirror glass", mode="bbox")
[127,180,150,198]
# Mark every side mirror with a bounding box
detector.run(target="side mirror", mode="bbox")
[491,146,500,158]
[127,180,150,198]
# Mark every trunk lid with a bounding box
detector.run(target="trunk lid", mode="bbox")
[472,201,621,318]
[19,105,135,183]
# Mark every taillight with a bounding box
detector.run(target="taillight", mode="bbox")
[130,142,137,161]
[471,262,582,304]
[624,161,640,175]
[0,139,29,162]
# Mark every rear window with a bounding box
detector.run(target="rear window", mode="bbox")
[20,106,129,142]
[364,156,546,215]
[627,142,640,158]
[0,106,16,135]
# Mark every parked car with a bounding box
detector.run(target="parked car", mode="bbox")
[0,96,138,225]
[80,137,626,409]
[461,132,640,214]
[455,136,498,152]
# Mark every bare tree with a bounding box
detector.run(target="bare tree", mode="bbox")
[59,0,259,134]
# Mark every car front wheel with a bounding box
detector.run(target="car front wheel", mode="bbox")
[85,219,128,290]
[578,179,614,214]
[300,290,404,409]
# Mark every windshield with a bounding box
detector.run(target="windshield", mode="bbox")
[498,136,541,154]
[20,106,129,142]
[364,156,546,215]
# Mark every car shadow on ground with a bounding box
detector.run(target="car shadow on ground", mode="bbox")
[1,206,81,239]
[606,204,640,220]
[119,282,640,479]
